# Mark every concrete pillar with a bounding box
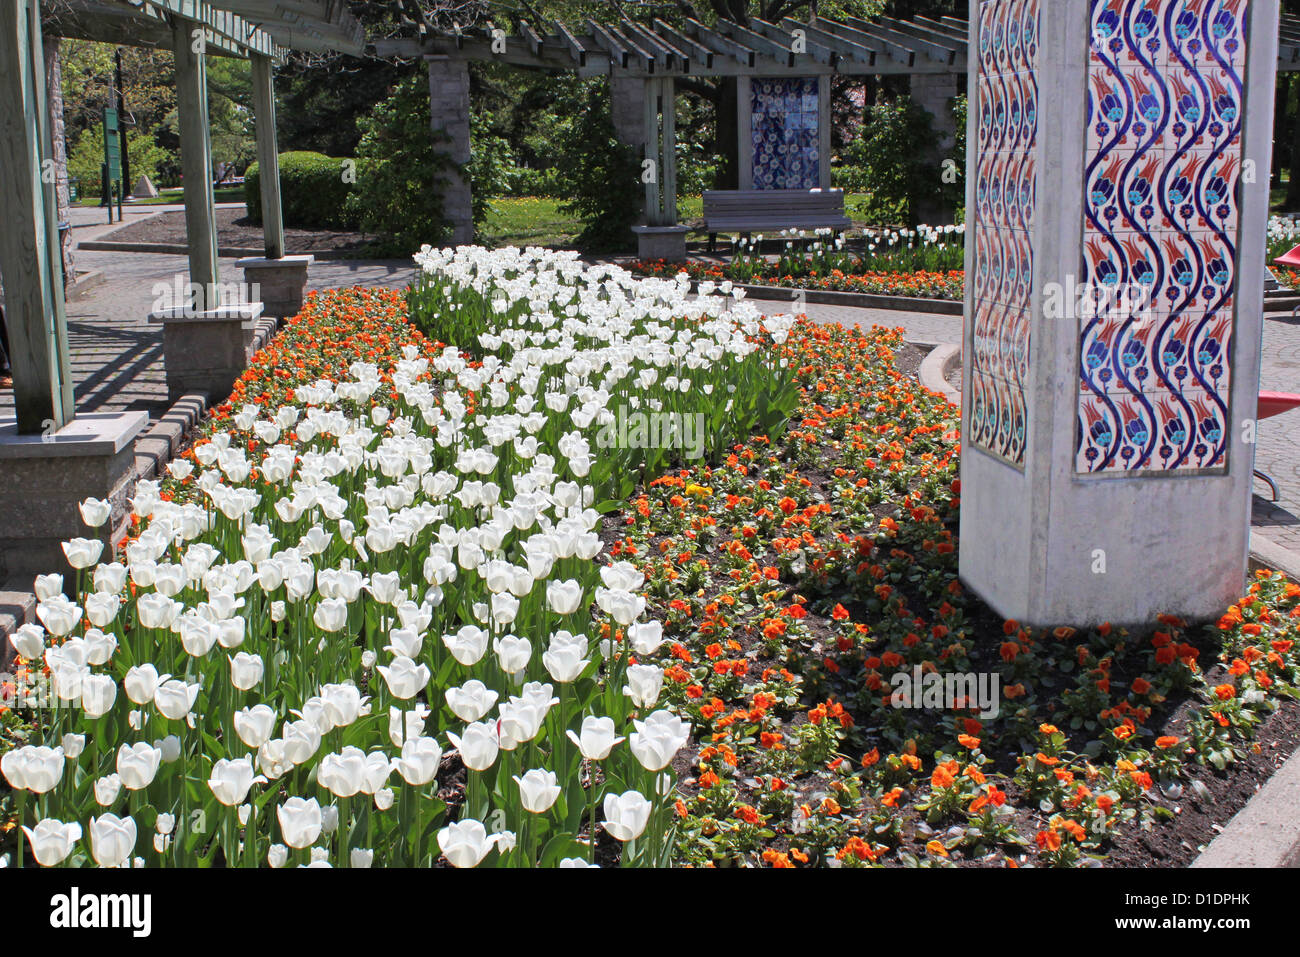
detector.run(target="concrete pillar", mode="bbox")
[238,254,313,319]
[911,72,962,225]
[610,75,646,153]
[0,412,147,580]
[149,303,265,403]
[959,0,1279,626]
[425,56,473,246]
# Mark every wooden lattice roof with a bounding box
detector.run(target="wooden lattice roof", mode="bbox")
[43,0,367,58]
[373,10,1300,76]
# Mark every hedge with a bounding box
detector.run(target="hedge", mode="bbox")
[244,151,357,229]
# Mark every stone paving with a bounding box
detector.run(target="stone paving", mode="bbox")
[1,209,1296,560]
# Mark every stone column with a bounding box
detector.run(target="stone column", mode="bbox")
[610,76,647,154]
[959,0,1279,626]
[910,72,961,225]
[149,303,265,403]
[426,55,473,246]
[0,412,147,580]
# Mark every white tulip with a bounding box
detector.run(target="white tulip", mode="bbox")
[437,818,498,868]
[566,715,625,761]
[89,813,137,867]
[23,819,82,866]
[208,757,256,806]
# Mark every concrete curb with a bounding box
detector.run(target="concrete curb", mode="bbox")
[67,268,106,301]
[918,342,962,406]
[686,279,963,315]
[78,239,365,261]
[1248,530,1300,581]
[135,393,208,480]
[1191,743,1300,867]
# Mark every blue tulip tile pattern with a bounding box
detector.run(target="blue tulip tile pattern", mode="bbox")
[1077,0,1245,474]
[751,78,820,190]
[970,0,1039,467]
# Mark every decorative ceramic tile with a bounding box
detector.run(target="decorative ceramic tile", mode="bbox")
[751,77,820,190]
[1077,0,1244,474]
[970,0,1040,467]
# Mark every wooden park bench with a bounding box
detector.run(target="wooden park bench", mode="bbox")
[702,188,852,251]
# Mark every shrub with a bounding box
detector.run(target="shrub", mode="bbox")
[836,95,939,226]
[343,76,457,255]
[552,78,643,252]
[245,151,356,229]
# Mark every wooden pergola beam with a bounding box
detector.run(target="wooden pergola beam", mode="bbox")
[779,17,875,66]
[585,18,631,70]
[716,19,796,68]
[651,18,713,69]
[818,17,915,67]
[552,19,587,68]
[843,15,952,64]
[749,17,838,66]
[620,20,684,73]
[871,15,963,64]
[683,17,755,68]
[608,23,656,72]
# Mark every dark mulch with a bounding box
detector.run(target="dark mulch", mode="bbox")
[1106,695,1300,867]
[102,208,382,255]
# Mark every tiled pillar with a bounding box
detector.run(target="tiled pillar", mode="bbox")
[960,0,1279,626]
[426,55,473,246]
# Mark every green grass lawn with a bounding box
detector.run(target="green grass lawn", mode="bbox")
[479,192,877,249]
[75,186,245,208]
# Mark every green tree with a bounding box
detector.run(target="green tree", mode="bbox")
[840,94,938,225]
[344,75,458,253]
[551,78,643,252]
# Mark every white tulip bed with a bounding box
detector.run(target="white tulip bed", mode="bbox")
[2,246,798,868]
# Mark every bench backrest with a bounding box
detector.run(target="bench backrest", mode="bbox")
[702,189,849,230]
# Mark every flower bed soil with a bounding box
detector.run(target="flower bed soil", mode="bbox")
[98,208,382,256]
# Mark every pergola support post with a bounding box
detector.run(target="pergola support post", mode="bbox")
[632,76,687,261]
[240,54,312,321]
[250,54,285,260]
[0,1,147,580]
[0,0,73,434]
[426,55,474,246]
[172,17,220,311]
[910,72,960,224]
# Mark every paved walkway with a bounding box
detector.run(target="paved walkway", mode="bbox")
[2,212,1296,554]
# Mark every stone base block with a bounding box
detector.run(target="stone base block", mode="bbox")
[0,412,149,583]
[149,304,265,404]
[235,255,314,320]
[633,225,689,262]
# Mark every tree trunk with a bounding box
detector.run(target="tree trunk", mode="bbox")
[43,36,74,290]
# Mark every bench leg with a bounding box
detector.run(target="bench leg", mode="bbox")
[708,232,717,254]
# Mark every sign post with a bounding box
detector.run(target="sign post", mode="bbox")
[102,105,123,222]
